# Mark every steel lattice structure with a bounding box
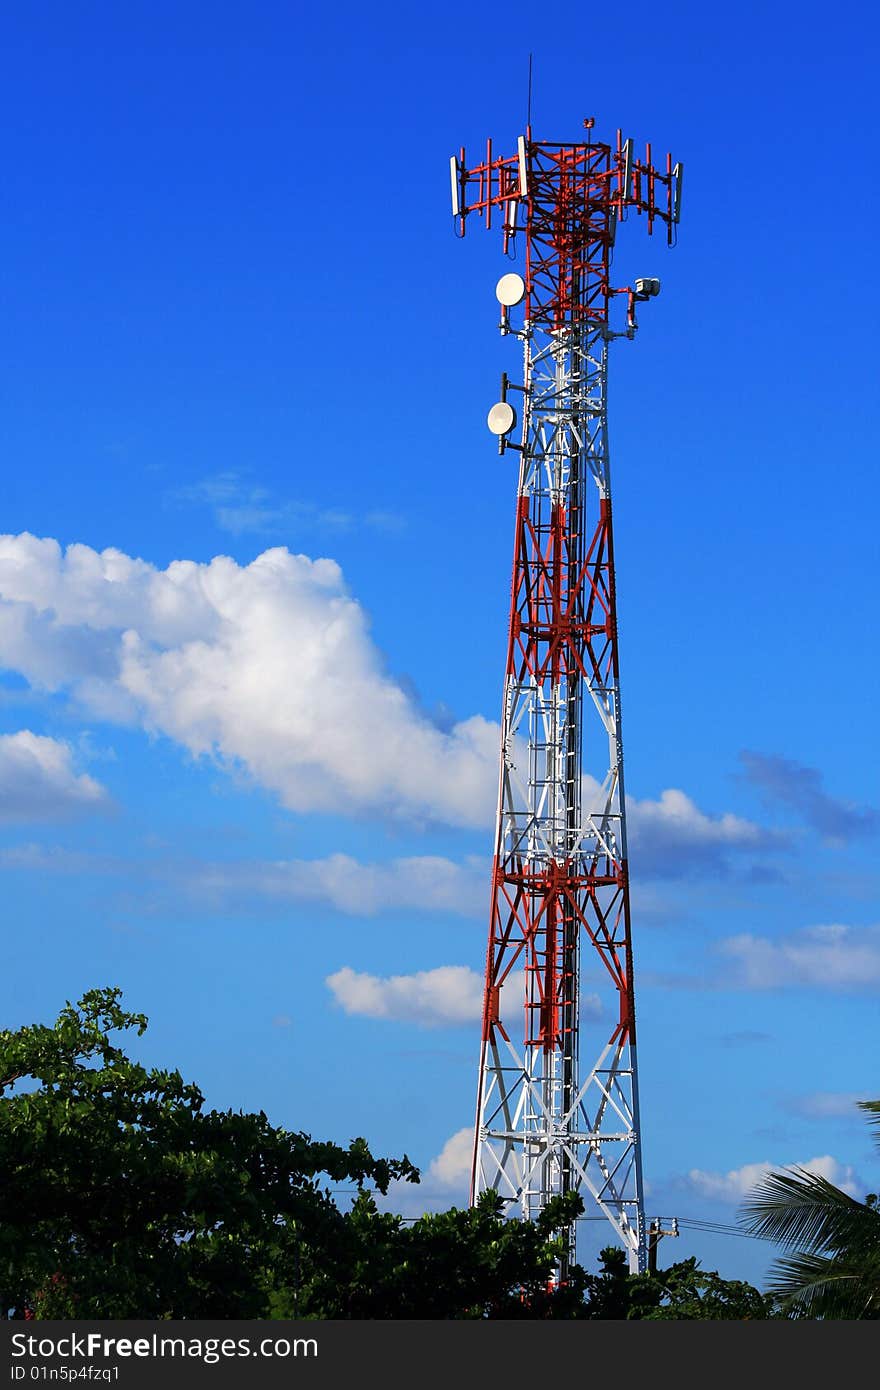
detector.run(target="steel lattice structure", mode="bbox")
[451,123,682,1273]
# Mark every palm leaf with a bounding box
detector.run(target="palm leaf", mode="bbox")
[739,1107,880,1320]
[741,1167,877,1254]
[764,1249,880,1319]
[859,1100,880,1156]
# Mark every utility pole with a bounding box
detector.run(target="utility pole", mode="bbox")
[648,1217,680,1274]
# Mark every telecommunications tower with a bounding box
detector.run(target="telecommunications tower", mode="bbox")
[451,119,682,1272]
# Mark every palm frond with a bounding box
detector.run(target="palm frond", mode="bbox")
[765,1249,880,1320]
[741,1167,877,1253]
[859,1100,880,1156]
[738,1100,880,1318]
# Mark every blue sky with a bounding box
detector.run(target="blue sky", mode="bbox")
[1,1,878,1285]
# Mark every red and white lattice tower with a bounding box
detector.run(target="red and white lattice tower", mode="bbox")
[451,121,682,1273]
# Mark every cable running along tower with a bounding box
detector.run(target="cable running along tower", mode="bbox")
[451,120,682,1272]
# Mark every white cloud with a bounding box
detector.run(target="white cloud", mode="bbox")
[193,853,486,917]
[578,774,777,879]
[787,1092,872,1120]
[717,923,880,991]
[684,1154,861,1204]
[0,730,108,822]
[171,472,405,539]
[0,533,497,828]
[624,786,770,876]
[326,965,484,1027]
[326,963,601,1028]
[0,843,114,872]
[0,532,785,853]
[425,1127,473,1191]
[0,840,487,921]
[376,1126,475,1218]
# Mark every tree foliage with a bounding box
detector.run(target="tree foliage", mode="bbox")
[274,1189,589,1319]
[1,986,780,1319]
[0,987,579,1319]
[0,987,417,1317]
[580,1245,776,1320]
[739,1101,880,1319]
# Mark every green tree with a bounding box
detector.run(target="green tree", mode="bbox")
[739,1100,880,1319]
[1,984,786,1319]
[581,1246,776,1320]
[629,1257,777,1319]
[0,986,583,1319]
[0,986,416,1318]
[294,1189,587,1319]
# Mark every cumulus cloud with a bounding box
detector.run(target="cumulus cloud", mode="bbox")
[0,533,497,827]
[624,786,775,877]
[740,750,879,843]
[716,923,880,992]
[683,1154,861,1204]
[425,1127,473,1191]
[376,1126,475,1218]
[326,965,484,1027]
[0,730,108,822]
[0,532,789,853]
[192,853,486,917]
[326,963,601,1029]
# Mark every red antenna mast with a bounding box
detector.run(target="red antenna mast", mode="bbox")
[452,120,682,1273]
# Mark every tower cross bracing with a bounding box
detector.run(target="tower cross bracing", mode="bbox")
[452,124,682,1273]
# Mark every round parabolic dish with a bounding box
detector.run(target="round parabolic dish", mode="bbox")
[487,401,517,435]
[495,272,526,307]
